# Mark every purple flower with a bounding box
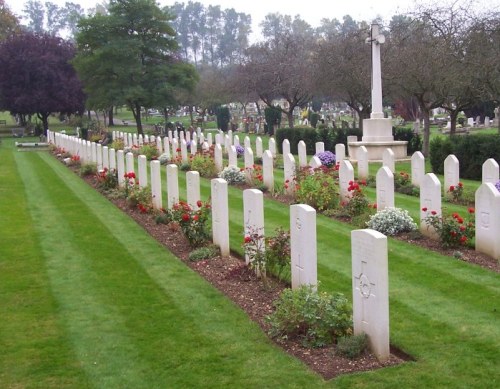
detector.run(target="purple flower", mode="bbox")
[315,151,336,167]
[236,145,245,156]
[495,180,500,193]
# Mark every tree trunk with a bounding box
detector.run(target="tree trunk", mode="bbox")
[287,110,294,128]
[255,101,261,116]
[189,106,194,126]
[449,110,459,136]
[108,106,114,126]
[130,102,144,136]
[422,111,431,157]
[37,112,49,133]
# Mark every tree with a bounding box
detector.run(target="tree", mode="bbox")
[0,0,21,41]
[314,17,372,130]
[23,0,45,34]
[73,0,197,135]
[0,32,85,131]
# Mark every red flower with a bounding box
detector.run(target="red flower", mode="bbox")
[460,236,467,243]
[468,207,475,214]
[457,217,464,224]
[458,182,463,187]
[182,214,190,222]
[451,231,457,237]
[459,225,466,231]
[449,185,455,191]
[244,236,252,244]
[197,200,203,208]
[193,215,199,221]
[422,207,428,212]
[431,210,437,215]
[372,203,378,209]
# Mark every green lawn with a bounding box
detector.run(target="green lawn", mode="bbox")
[1,137,499,388]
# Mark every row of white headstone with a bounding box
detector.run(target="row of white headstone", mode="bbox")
[50,129,391,362]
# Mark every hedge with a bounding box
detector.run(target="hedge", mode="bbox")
[430,134,500,180]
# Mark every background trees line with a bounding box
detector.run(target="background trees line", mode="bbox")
[0,0,499,155]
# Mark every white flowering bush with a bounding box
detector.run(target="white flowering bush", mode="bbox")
[218,166,246,185]
[366,207,417,236]
[158,153,169,165]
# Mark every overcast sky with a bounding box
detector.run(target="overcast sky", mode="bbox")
[6,0,495,40]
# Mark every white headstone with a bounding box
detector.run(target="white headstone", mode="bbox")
[482,158,499,185]
[315,142,325,154]
[290,204,317,289]
[376,166,394,211]
[420,173,442,239]
[298,140,307,167]
[163,137,171,159]
[224,134,231,153]
[211,178,230,256]
[411,151,425,187]
[96,144,103,171]
[171,138,179,158]
[263,150,274,192]
[444,154,460,196]
[117,150,125,186]
[339,160,355,203]
[475,183,500,260]
[126,152,135,175]
[467,117,474,127]
[256,137,263,158]
[180,139,188,164]
[382,148,395,173]
[282,139,291,156]
[284,153,296,195]
[191,138,197,155]
[351,228,390,362]
[150,160,162,209]
[268,138,276,157]
[228,145,238,168]
[233,134,240,147]
[243,189,265,265]
[207,133,213,147]
[186,171,201,211]
[244,147,255,183]
[102,146,109,170]
[214,144,223,172]
[109,148,116,171]
[166,164,179,209]
[91,142,97,164]
[309,156,322,169]
[484,116,490,127]
[168,130,173,142]
[244,136,251,150]
[335,143,346,162]
[358,146,369,180]
[138,155,148,188]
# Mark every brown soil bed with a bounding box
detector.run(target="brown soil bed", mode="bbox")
[71,162,497,380]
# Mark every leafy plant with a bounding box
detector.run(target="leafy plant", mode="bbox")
[218,166,246,185]
[295,166,339,211]
[169,200,211,247]
[422,207,475,248]
[336,334,368,359]
[190,154,217,177]
[265,227,291,281]
[95,167,118,191]
[110,138,125,150]
[366,207,417,236]
[340,180,370,218]
[267,285,352,348]
[243,227,267,281]
[79,162,96,177]
[188,245,219,262]
[139,142,159,161]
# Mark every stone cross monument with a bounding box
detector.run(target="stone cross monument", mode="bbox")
[348,23,407,161]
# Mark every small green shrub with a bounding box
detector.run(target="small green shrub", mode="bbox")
[188,245,219,262]
[267,285,352,348]
[95,167,118,191]
[295,166,339,211]
[336,334,368,359]
[80,162,97,177]
[139,143,160,161]
[190,154,217,177]
[422,207,475,248]
[265,227,291,281]
[218,166,246,185]
[366,207,417,236]
[169,200,212,247]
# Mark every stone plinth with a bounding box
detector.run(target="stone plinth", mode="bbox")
[348,140,408,161]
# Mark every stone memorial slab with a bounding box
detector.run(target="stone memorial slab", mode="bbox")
[228,145,238,167]
[298,140,307,167]
[268,138,276,157]
[282,139,290,156]
[126,152,135,176]
[339,160,355,203]
[156,136,163,153]
[315,142,325,154]
[256,137,263,158]
[138,155,148,188]
[444,154,460,196]
[382,148,395,173]
[411,151,425,187]
[351,229,390,362]
[482,158,499,184]
[102,146,109,170]
[109,148,116,171]
[291,204,317,289]
[207,132,213,147]
[376,166,394,211]
[358,146,369,180]
[335,143,346,162]
[163,137,171,159]
[309,156,322,169]
[233,135,240,147]
[211,178,230,256]
[96,144,103,171]
[150,160,162,209]
[284,153,296,195]
[244,147,255,183]
[186,171,201,211]
[117,150,125,186]
[180,139,188,163]
[166,164,179,209]
[263,150,274,192]
[243,189,265,265]
[475,183,500,260]
[244,136,251,150]
[214,144,223,172]
[420,173,442,239]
